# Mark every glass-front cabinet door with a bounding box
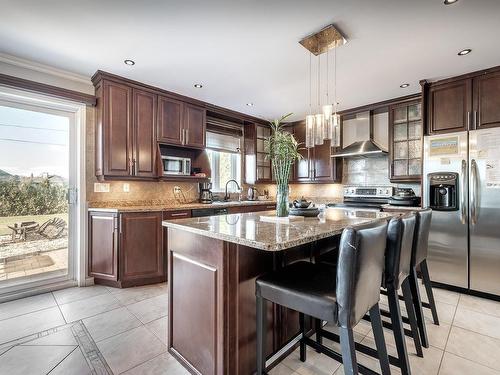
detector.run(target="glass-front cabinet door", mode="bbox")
[389,100,423,181]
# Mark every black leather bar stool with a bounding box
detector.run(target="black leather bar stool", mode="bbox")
[408,208,438,348]
[256,221,390,375]
[380,214,422,375]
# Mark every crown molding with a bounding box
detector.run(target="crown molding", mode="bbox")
[0,53,92,85]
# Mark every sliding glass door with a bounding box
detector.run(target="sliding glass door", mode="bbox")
[0,100,77,292]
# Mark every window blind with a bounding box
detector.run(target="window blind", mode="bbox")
[206,131,241,153]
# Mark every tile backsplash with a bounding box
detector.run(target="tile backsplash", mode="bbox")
[342,155,421,196]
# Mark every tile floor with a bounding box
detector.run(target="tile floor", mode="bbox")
[1,282,500,374]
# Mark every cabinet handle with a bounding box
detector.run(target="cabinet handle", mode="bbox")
[185,129,189,145]
[171,212,188,217]
[474,111,478,128]
[128,158,134,175]
[467,111,470,129]
[132,159,136,175]
[181,129,184,145]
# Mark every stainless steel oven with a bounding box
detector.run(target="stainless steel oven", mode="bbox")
[161,156,191,176]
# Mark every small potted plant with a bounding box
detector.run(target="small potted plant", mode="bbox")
[265,113,302,217]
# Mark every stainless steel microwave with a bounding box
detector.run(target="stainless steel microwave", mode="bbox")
[161,156,191,176]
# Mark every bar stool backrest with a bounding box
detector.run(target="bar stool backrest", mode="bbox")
[412,208,433,267]
[336,220,388,329]
[385,214,417,289]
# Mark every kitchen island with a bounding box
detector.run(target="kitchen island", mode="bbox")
[162,208,393,375]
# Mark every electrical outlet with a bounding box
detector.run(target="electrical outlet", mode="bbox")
[123,183,130,192]
[94,182,110,193]
[173,186,182,194]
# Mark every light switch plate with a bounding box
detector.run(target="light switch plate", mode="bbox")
[94,182,110,193]
[123,183,130,192]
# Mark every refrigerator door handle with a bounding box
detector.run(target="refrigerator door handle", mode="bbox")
[460,159,467,224]
[471,158,479,225]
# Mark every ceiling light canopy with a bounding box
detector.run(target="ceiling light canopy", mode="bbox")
[458,48,472,56]
[400,83,410,88]
[194,83,203,88]
[124,59,135,66]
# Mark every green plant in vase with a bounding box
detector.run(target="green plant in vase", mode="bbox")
[264,113,302,217]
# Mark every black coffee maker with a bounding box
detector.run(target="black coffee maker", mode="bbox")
[428,172,459,211]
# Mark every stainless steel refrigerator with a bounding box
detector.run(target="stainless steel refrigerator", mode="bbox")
[423,128,500,295]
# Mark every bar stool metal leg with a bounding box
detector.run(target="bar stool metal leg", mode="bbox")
[340,327,359,375]
[420,260,439,326]
[402,279,423,357]
[256,295,267,375]
[409,267,429,348]
[387,284,412,375]
[369,304,391,375]
[299,312,307,362]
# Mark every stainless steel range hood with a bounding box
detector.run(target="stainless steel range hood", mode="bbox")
[331,110,388,158]
[331,140,386,158]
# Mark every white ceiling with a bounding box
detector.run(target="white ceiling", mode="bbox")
[1,0,499,121]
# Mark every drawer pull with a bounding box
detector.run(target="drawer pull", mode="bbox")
[171,212,189,217]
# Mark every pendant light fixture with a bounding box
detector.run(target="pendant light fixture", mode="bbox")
[331,42,341,148]
[300,24,347,149]
[322,47,334,140]
[314,46,324,146]
[305,52,315,148]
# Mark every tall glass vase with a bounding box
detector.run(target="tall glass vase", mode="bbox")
[275,183,289,217]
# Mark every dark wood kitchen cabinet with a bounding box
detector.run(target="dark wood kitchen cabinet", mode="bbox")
[291,120,342,183]
[89,210,165,288]
[473,70,500,129]
[389,100,423,182]
[243,122,273,183]
[133,89,157,177]
[93,77,158,179]
[157,96,206,149]
[423,66,500,134]
[119,211,164,286]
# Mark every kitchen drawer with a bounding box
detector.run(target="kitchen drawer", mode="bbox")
[163,209,192,220]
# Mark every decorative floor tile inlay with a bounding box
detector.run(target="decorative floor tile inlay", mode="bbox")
[0,321,112,375]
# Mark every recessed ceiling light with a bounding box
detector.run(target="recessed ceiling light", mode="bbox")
[444,0,458,4]
[124,59,135,66]
[246,103,254,107]
[458,48,472,56]
[194,84,203,88]
[400,83,410,88]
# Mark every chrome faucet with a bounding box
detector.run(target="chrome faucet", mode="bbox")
[224,179,241,201]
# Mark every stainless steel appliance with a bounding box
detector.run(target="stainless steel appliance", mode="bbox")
[191,207,228,217]
[247,186,258,201]
[328,186,394,211]
[161,155,191,176]
[198,182,213,204]
[424,128,500,295]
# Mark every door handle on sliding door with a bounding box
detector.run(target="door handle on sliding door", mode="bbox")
[460,160,467,224]
[471,159,479,225]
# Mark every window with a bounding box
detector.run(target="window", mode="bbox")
[206,131,241,192]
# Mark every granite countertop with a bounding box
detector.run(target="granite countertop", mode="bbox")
[88,200,277,213]
[162,207,394,251]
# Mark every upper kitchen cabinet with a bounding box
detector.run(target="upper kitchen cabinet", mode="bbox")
[183,103,206,149]
[157,95,184,146]
[473,70,500,129]
[291,120,342,183]
[94,79,157,179]
[157,98,206,149]
[422,66,500,134]
[424,79,471,134]
[133,88,158,178]
[244,122,272,183]
[93,74,158,179]
[389,100,423,181]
